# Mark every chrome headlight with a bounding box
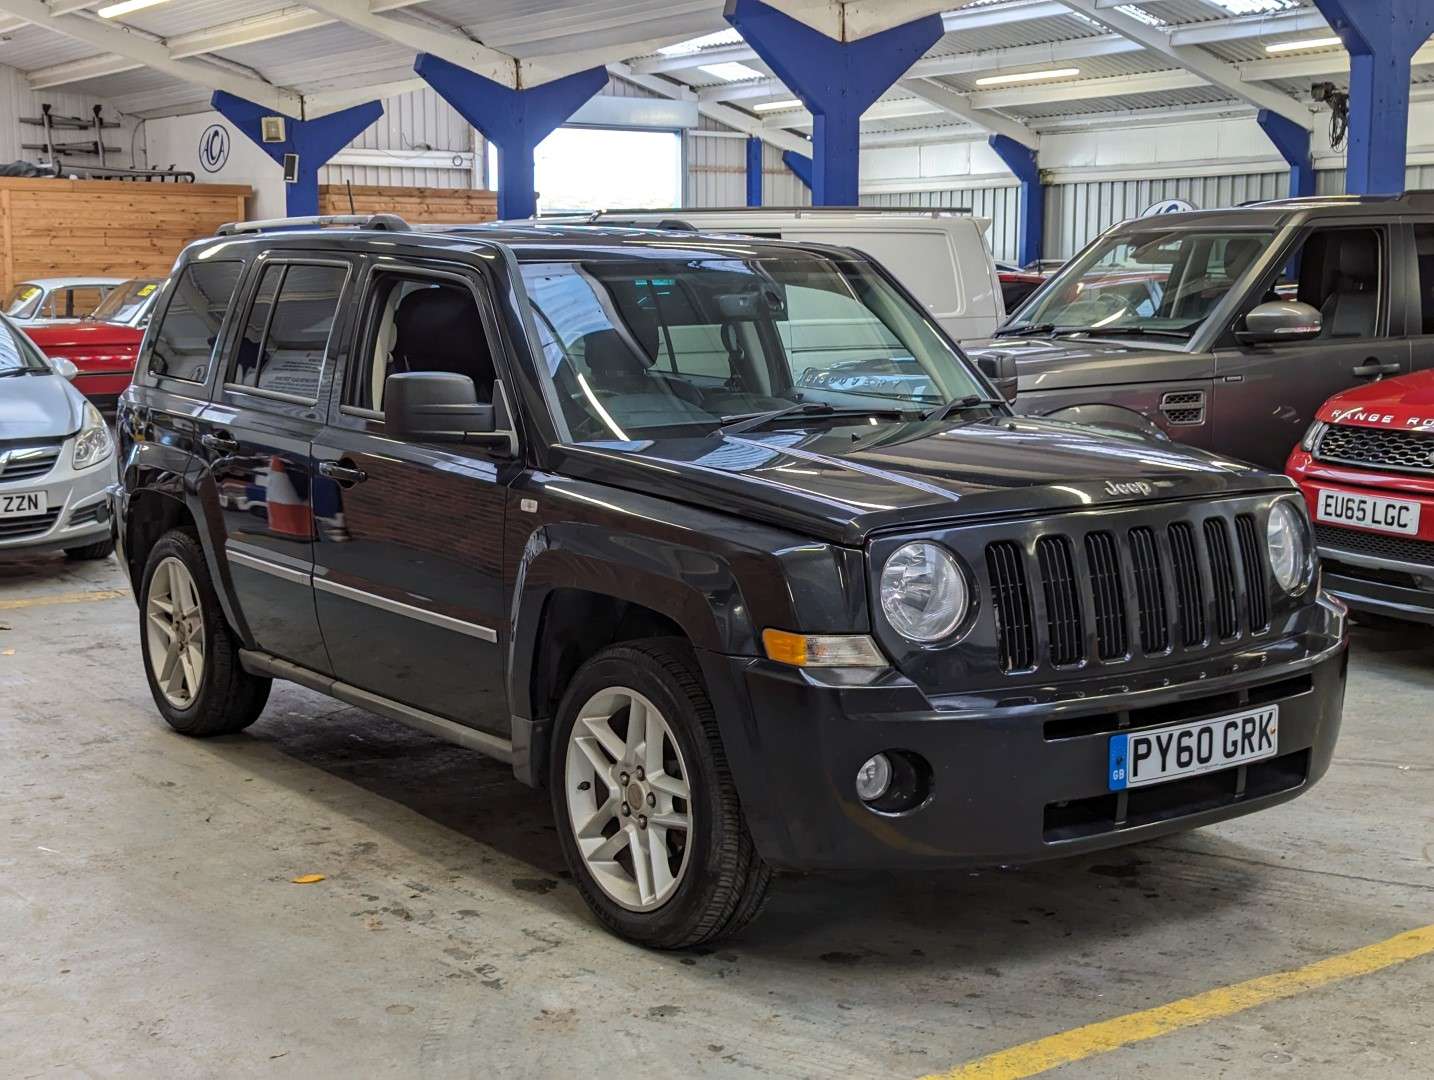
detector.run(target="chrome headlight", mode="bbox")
[1299,420,1328,453]
[72,402,113,471]
[1266,499,1309,593]
[879,542,969,643]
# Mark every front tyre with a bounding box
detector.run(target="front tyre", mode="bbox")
[551,639,771,949]
[138,530,270,737]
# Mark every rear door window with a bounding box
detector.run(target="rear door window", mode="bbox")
[227,262,348,402]
[147,261,245,384]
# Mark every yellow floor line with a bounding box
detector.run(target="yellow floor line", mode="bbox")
[922,923,1434,1080]
[0,589,128,611]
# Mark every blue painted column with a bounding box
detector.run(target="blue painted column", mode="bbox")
[211,92,382,217]
[1311,0,1434,194]
[725,0,943,205]
[988,134,1043,269]
[745,136,764,206]
[1257,110,1315,198]
[414,54,607,220]
[782,150,812,192]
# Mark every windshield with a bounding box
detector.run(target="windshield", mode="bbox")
[1004,228,1277,339]
[0,315,49,375]
[90,279,160,323]
[4,284,43,320]
[518,251,987,442]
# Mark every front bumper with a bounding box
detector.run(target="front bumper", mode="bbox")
[699,597,1347,871]
[0,447,114,556]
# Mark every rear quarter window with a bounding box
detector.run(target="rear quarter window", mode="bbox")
[147,260,245,385]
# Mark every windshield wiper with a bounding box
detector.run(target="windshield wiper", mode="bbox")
[921,394,1004,425]
[1080,326,1193,340]
[720,401,907,435]
[0,368,30,377]
[992,323,1091,339]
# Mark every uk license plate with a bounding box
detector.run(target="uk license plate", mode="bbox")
[1108,706,1279,791]
[1316,488,1420,536]
[0,490,47,517]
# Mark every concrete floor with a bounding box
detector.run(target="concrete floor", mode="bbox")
[2,552,1432,1080]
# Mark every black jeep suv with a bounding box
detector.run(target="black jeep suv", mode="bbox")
[111,216,1348,948]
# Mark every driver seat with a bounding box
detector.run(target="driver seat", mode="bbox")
[392,286,496,402]
[1319,236,1379,339]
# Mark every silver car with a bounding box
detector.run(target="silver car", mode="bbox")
[0,314,115,560]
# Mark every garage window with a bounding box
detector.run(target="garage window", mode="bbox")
[492,128,682,212]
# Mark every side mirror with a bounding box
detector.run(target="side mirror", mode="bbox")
[384,372,494,443]
[1236,300,1323,346]
[50,357,78,381]
[972,351,1019,402]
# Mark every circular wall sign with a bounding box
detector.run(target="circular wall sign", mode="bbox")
[199,123,231,173]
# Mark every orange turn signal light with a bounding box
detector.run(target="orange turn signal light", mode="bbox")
[761,629,886,668]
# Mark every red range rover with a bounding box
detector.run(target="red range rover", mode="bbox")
[1287,370,1434,624]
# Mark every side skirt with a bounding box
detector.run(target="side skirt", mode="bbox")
[239,650,515,766]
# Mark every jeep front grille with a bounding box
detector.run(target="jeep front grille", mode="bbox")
[983,510,1270,673]
[1315,423,1434,473]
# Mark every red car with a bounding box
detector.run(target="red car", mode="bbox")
[22,278,161,411]
[1286,369,1434,624]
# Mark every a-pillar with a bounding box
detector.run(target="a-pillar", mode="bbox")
[725,0,943,205]
[414,53,607,220]
[211,92,383,217]
[988,134,1044,268]
[1257,110,1316,198]
[1311,0,1434,194]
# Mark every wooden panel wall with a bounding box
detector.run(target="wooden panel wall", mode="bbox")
[0,178,250,294]
[319,183,497,223]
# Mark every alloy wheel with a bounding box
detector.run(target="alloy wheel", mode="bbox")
[564,686,693,912]
[146,556,206,709]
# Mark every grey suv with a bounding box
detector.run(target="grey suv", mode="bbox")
[969,193,1434,470]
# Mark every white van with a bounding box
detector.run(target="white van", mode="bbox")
[536,207,1005,343]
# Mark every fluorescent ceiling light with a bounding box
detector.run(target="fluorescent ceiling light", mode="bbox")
[97,0,169,16]
[754,99,802,112]
[975,67,1081,86]
[656,28,742,57]
[1265,35,1342,53]
[1202,0,1300,14]
[700,61,764,82]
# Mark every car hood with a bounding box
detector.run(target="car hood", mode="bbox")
[1316,369,1434,431]
[0,372,83,440]
[551,415,1283,545]
[23,321,143,349]
[965,336,1213,392]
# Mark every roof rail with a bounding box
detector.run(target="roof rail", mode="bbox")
[577,205,973,218]
[215,213,411,236]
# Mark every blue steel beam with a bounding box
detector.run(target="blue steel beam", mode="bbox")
[414,53,607,220]
[746,136,763,206]
[782,149,812,191]
[988,134,1044,268]
[211,92,382,217]
[1257,109,1315,198]
[1311,0,1434,194]
[724,0,942,205]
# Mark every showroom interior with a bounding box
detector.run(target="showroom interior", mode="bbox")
[2,0,1433,1076]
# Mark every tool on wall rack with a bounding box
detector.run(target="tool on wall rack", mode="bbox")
[20,104,121,164]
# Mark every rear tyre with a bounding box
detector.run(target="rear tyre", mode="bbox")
[139,530,270,737]
[550,638,771,949]
[64,539,114,561]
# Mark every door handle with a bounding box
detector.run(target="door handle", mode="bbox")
[318,459,368,486]
[1352,359,1402,377]
[201,431,239,453]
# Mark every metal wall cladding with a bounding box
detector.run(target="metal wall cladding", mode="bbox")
[685,129,811,209]
[1042,171,1289,260]
[1316,163,1434,194]
[319,85,480,190]
[0,66,136,169]
[863,186,1021,263]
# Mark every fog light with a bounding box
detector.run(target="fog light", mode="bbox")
[855,753,893,802]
